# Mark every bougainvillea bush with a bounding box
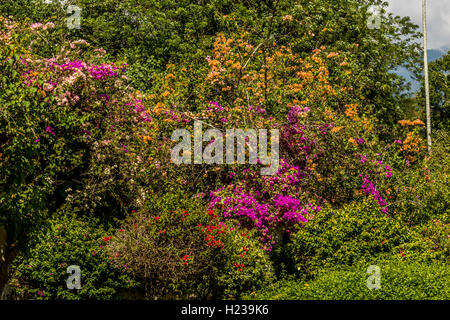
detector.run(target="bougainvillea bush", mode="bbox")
[0,1,448,301]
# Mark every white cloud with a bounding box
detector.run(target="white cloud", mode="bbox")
[385,0,450,49]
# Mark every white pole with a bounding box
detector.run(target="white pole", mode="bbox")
[422,0,432,153]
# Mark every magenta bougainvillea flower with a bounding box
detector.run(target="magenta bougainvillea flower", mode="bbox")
[361,175,388,214]
[45,126,55,135]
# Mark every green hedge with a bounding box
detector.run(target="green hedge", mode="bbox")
[289,199,414,277]
[9,212,138,300]
[245,259,450,300]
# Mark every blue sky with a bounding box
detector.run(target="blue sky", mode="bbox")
[386,0,450,50]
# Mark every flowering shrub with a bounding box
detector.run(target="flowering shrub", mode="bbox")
[105,197,273,299]
[390,131,450,225]
[0,18,155,245]
[9,212,137,300]
[0,11,447,301]
[209,159,321,250]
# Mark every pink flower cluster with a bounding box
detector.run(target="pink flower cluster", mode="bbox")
[361,175,388,214]
[30,22,55,32]
[207,101,224,112]
[385,165,392,178]
[134,99,152,122]
[51,60,119,81]
[273,195,312,223]
[88,63,119,80]
[45,126,55,135]
[209,159,319,250]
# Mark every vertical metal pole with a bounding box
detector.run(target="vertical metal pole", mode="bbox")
[423,0,432,153]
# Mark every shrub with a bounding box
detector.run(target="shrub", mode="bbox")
[393,130,450,225]
[0,4,445,301]
[289,198,413,277]
[245,259,450,300]
[9,212,137,300]
[398,218,449,263]
[106,196,274,299]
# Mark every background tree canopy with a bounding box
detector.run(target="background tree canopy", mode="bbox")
[1,0,422,123]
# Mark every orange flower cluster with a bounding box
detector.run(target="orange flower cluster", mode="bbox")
[401,132,422,153]
[344,104,358,118]
[401,132,426,162]
[326,52,339,59]
[142,32,356,140]
[0,16,18,45]
[398,119,426,126]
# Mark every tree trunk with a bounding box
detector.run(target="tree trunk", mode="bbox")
[0,226,17,299]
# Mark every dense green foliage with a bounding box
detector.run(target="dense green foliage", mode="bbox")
[9,212,137,299]
[245,259,450,300]
[0,0,448,300]
[0,0,422,122]
[289,199,413,276]
[418,52,449,130]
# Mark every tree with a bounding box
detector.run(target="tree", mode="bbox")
[418,51,449,131]
[0,0,423,129]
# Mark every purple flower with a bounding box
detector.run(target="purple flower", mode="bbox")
[356,138,365,144]
[207,101,223,112]
[88,63,118,80]
[45,126,55,135]
[288,106,302,123]
[361,175,388,213]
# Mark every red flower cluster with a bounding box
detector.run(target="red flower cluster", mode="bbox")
[181,210,189,222]
[207,210,218,219]
[198,224,225,249]
[182,254,191,265]
[103,236,112,242]
[240,231,250,239]
[240,246,249,258]
[233,262,245,271]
